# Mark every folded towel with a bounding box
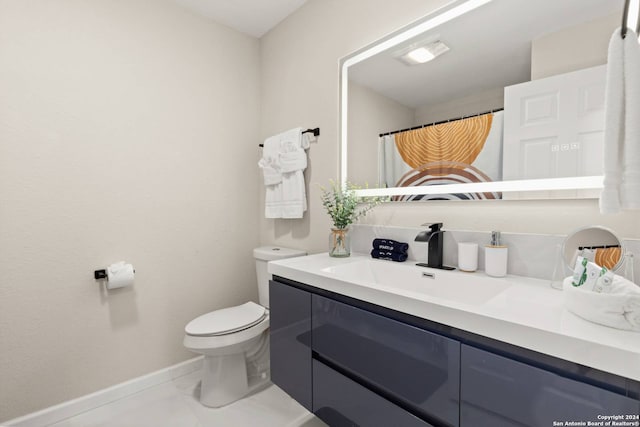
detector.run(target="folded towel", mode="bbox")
[279,150,307,173]
[563,276,640,332]
[260,134,284,218]
[600,28,640,213]
[301,132,315,148]
[372,238,409,253]
[259,128,308,219]
[371,249,408,262]
[280,128,307,218]
[258,157,282,186]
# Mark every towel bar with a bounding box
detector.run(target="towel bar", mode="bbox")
[259,127,320,147]
[379,108,503,137]
[621,0,640,39]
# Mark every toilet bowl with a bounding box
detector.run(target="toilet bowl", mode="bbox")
[183,246,306,407]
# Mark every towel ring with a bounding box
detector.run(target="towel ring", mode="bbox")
[621,0,640,39]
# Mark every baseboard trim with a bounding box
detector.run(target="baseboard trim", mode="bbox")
[4,356,203,427]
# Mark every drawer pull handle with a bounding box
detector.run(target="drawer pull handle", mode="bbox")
[422,272,435,279]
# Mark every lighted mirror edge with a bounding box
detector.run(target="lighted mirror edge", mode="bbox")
[339,0,607,198]
[341,0,492,69]
[353,176,605,198]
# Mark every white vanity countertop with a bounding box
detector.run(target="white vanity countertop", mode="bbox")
[268,253,640,382]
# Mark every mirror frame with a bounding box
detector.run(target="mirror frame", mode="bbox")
[339,0,606,198]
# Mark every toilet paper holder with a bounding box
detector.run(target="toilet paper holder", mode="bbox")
[93,266,136,280]
[94,269,108,280]
[93,262,136,290]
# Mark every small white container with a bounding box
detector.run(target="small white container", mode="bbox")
[485,245,508,277]
[458,242,478,272]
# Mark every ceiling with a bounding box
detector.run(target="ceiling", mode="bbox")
[172,0,308,38]
[348,0,618,110]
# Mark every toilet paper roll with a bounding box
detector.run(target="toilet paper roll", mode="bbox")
[106,261,135,290]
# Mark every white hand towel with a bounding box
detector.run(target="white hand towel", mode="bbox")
[259,134,282,179]
[600,29,625,213]
[259,128,308,219]
[301,132,315,148]
[258,157,282,186]
[620,29,640,209]
[260,134,284,218]
[279,128,307,218]
[600,29,640,213]
[279,150,307,173]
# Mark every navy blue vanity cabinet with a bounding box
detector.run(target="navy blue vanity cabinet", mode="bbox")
[460,344,640,426]
[312,295,460,426]
[269,280,312,411]
[313,360,434,427]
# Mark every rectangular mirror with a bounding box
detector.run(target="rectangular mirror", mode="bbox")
[340,0,621,200]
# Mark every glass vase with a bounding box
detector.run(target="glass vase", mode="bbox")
[329,228,351,258]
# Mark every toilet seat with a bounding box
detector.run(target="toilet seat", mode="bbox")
[184,312,269,354]
[185,302,267,337]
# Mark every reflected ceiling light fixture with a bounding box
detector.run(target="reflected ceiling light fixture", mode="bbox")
[400,40,450,65]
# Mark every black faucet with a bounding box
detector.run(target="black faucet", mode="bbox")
[414,223,455,270]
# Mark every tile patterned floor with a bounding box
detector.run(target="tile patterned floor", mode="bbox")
[46,370,326,427]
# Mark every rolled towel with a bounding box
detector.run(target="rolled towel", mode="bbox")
[563,276,640,332]
[607,274,640,294]
[371,249,408,262]
[624,297,640,328]
[624,296,640,311]
[372,238,409,253]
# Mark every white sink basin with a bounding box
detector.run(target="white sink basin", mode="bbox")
[322,259,511,305]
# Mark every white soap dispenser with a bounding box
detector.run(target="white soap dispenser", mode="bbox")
[485,231,508,277]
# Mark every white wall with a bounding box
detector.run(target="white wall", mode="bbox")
[348,82,415,186]
[259,0,451,253]
[260,0,640,257]
[413,87,504,125]
[531,12,617,80]
[0,0,260,421]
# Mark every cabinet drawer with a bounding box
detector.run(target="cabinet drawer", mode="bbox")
[461,344,640,427]
[269,281,312,411]
[313,360,434,427]
[312,295,460,426]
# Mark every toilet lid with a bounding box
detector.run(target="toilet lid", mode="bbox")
[185,302,267,337]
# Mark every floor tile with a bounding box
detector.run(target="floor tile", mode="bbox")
[46,370,325,427]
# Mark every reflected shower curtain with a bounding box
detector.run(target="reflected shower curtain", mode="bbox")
[378,111,504,200]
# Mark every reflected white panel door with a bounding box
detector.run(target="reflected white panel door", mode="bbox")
[503,65,606,199]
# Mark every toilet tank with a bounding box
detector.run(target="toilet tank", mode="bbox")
[254,246,306,308]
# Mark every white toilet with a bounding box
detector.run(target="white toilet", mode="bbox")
[183,246,306,407]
